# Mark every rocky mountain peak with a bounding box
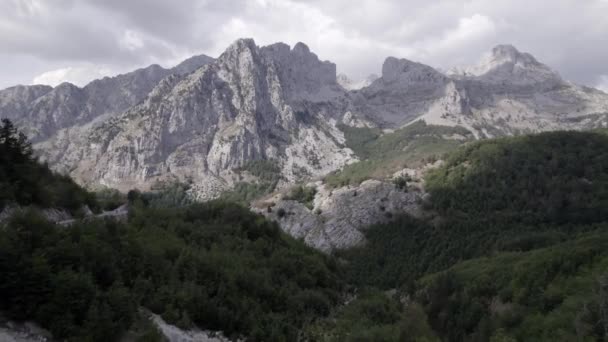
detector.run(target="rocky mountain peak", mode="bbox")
[491,44,527,61]
[381,57,447,84]
[172,54,215,75]
[2,38,608,200]
[221,38,259,60]
[293,42,311,54]
[260,40,340,101]
[449,44,561,86]
[484,44,546,71]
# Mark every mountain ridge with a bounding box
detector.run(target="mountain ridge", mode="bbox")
[1,38,608,198]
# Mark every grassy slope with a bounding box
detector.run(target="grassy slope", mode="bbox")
[324,121,473,187]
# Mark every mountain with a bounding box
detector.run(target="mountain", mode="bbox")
[1,39,608,199]
[350,44,608,137]
[35,39,355,198]
[0,126,344,341]
[340,130,608,341]
[350,57,451,127]
[0,54,214,142]
[2,115,608,341]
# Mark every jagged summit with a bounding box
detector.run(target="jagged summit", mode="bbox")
[171,54,215,75]
[293,42,311,54]
[381,57,447,84]
[30,37,354,197]
[1,39,607,198]
[491,44,529,60]
[448,44,561,86]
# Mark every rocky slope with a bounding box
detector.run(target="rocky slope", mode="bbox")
[349,44,608,137]
[36,39,355,198]
[254,177,423,252]
[0,54,213,142]
[1,40,608,200]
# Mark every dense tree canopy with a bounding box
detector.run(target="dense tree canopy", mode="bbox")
[0,201,344,341]
[341,131,608,341]
[0,118,96,213]
[3,119,608,341]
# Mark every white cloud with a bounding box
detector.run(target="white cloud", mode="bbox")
[440,14,496,49]
[32,65,114,87]
[120,30,145,51]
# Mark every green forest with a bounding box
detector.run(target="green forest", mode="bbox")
[1,118,608,341]
[340,130,608,341]
[0,120,343,341]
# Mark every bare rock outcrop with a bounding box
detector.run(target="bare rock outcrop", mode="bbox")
[256,179,422,252]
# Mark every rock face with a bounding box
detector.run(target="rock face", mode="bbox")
[1,40,608,198]
[351,57,450,127]
[255,180,421,252]
[0,55,213,142]
[0,319,51,342]
[349,44,608,137]
[34,39,355,197]
[150,313,232,342]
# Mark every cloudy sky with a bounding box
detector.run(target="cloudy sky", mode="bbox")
[1,0,607,90]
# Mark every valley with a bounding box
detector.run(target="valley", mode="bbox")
[1,37,608,341]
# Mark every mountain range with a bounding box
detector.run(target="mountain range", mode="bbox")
[2,38,608,342]
[1,38,607,199]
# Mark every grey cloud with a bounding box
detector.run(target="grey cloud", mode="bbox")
[0,0,607,89]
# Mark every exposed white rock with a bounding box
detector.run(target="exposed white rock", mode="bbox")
[2,41,608,198]
[337,73,379,91]
[448,44,562,86]
[358,45,608,137]
[31,39,356,198]
[150,314,232,342]
[0,319,51,342]
[255,179,421,252]
[0,56,213,143]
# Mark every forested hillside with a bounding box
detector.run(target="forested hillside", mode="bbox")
[2,118,608,341]
[0,120,343,341]
[340,130,608,341]
[0,118,96,214]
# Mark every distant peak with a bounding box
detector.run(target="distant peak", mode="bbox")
[55,82,80,90]
[172,54,215,75]
[226,38,258,53]
[293,42,310,54]
[381,57,445,83]
[491,44,521,58]
[489,44,540,65]
[448,44,561,84]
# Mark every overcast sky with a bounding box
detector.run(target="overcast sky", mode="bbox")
[1,0,607,90]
